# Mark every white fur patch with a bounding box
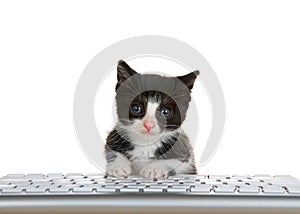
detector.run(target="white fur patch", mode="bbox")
[146,101,159,118]
[125,99,161,146]
[106,153,132,177]
[140,159,192,179]
[129,143,162,161]
[140,161,169,179]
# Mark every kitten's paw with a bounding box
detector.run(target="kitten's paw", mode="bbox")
[140,163,169,179]
[106,158,132,178]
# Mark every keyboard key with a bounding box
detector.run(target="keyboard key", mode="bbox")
[262,186,285,194]
[65,173,84,178]
[169,175,203,180]
[1,187,23,193]
[94,178,107,183]
[37,184,55,189]
[190,185,212,193]
[72,187,94,192]
[26,174,45,179]
[134,178,155,182]
[58,184,78,189]
[75,181,95,186]
[287,187,300,194]
[53,179,74,184]
[170,174,206,179]
[149,184,168,189]
[246,180,263,186]
[96,187,117,193]
[6,174,25,178]
[7,181,25,186]
[46,173,64,178]
[25,187,47,193]
[253,174,272,178]
[208,175,231,179]
[167,188,188,192]
[143,188,164,192]
[214,185,236,193]
[189,175,206,179]
[224,181,246,187]
[116,180,135,184]
[263,179,300,186]
[0,178,28,182]
[156,178,175,183]
[0,181,10,185]
[170,184,191,189]
[0,184,16,189]
[119,188,141,192]
[126,184,146,189]
[49,187,70,193]
[239,186,260,193]
[273,175,294,179]
[31,181,52,185]
[103,185,124,189]
[232,174,251,179]
[86,173,104,178]
[200,178,223,184]
[168,175,187,179]
[178,179,196,184]
[74,179,95,184]
[10,184,31,189]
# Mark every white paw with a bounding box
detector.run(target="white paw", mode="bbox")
[106,157,132,178]
[140,162,169,179]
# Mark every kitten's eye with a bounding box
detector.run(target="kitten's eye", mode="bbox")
[160,108,171,118]
[131,104,143,114]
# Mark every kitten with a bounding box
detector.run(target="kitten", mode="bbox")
[105,60,199,179]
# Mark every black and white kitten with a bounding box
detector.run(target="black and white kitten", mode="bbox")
[105,60,199,178]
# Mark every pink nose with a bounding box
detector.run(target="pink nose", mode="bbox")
[144,121,155,132]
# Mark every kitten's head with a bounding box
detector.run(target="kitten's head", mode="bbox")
[115,60,199,143]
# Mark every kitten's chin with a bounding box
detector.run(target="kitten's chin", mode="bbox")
[136,130,163,141]
[140,130,158,136]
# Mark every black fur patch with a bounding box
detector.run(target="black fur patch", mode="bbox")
[105,149,117,163]
[167,169,176,177]
[154,133,179,159]
[105,129,134,160]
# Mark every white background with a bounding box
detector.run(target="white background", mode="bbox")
[0,0,299,177]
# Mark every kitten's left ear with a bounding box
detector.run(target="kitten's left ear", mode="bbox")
[177,70,200,90]
[117,60,137,84]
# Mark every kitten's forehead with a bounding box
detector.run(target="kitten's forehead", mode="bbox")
[133,91,175,111]
[148,95,161,103]
[146,100,160,116]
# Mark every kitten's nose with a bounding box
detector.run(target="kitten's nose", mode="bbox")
[144,121,155,132]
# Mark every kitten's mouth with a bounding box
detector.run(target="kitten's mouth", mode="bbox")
[140,130,156,136]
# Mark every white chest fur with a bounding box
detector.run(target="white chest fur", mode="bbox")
[128,142,162,174]
[128,142,162,161]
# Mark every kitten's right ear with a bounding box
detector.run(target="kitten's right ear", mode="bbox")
[176,70,200,91]
[117,60,137,84]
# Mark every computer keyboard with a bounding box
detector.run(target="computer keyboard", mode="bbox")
[1,173,300,196]
[1,174,300,214]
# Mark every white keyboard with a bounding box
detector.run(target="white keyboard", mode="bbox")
[1,174,300,214]
[1,173,300,195]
